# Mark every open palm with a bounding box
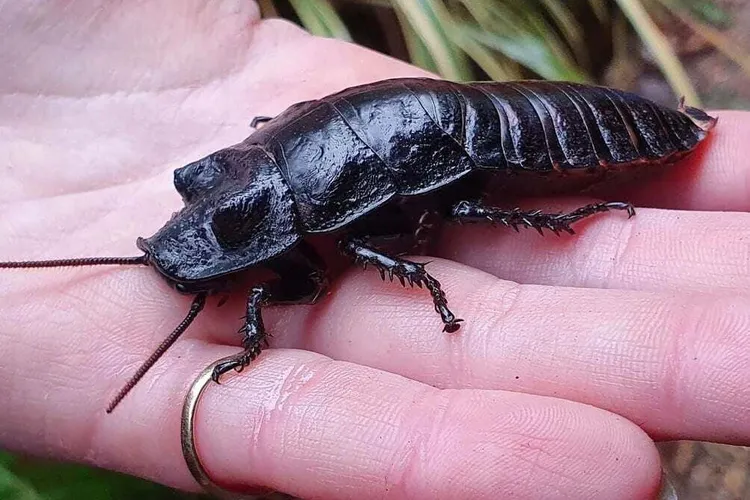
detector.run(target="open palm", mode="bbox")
[2,3,750,499]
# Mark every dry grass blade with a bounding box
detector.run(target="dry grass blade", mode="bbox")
[257,0,279,17]
[614,0,701,105]
[656,0,750,80]
[539,0,591,70]
[588,0,610,23]
[395,6,442,75]
[391,0,473,80]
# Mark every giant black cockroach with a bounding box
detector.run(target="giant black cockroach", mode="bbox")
[0,78,717,412]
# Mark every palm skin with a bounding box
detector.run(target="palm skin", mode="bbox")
[2,2,750,499]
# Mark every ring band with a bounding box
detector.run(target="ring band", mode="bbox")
[181,355,279,500]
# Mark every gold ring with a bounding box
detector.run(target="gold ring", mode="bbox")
[181,355,276,500]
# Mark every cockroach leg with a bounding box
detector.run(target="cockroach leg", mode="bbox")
[340,237,462,333]
[211,242,328,382]
[450,200,635,235]
[211,285,268,382]
[250,116,273,129]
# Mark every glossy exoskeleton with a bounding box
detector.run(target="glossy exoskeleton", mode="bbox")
[0,78,717,412]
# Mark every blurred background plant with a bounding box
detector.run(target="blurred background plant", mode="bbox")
[3,0,749,499]
[262,0,750,110]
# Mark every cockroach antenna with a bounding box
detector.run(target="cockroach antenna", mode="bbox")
[106,293,206,413]
[0,253,206,413]
[0,255,149,268]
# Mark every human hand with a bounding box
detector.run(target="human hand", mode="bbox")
[1,2,748,499]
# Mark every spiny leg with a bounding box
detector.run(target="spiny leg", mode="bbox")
[450,200,635,235]
[340,237,462,333]
[211,242,328,382]
[211,285,269,381]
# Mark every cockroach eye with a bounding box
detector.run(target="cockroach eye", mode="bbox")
[174,155,226,204]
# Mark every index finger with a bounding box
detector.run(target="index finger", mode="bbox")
[590,110,750,212]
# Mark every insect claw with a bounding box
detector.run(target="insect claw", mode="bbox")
[378,268,386,280]
[443,317,464,333]
[398,275,406,286]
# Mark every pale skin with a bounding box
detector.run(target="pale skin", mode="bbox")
[1,2,749,499]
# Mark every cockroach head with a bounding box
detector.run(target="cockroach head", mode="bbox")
[138,146,301,290]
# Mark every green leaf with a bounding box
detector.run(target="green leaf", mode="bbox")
[455,24,589,82]
[673,0,733,28]
[0,455,41,500]
[288,0,352,41]
[450,32,523,81]
[452,0,589,82]
[0,451,204,500]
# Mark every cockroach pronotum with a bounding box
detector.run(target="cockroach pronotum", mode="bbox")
[0,78,717,412]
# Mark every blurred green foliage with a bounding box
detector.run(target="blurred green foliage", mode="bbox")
[0,451,203,500]
[267,0,750,108]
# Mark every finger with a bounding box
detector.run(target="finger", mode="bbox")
[0,332,662,499]
[248,259,750,446]
[193,349,660,500]
[0,269,661,498]
[588,110,750,212]
[438,201,750,292]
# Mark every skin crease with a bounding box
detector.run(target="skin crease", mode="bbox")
[1,1,750,499]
